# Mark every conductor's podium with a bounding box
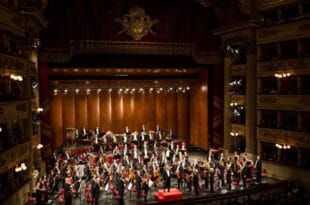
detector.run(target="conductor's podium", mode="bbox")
[155,188,183,202]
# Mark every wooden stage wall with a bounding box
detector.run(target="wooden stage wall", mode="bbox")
[50,78,208,150]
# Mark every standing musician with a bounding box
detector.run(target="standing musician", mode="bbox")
[93,130,100,153]
[135,170,142,199]
[163,165,171,192]
[193,169,200,195]
[254,155,262,184]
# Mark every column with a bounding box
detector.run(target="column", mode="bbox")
[223,55,232,153]
[245,40,257,155]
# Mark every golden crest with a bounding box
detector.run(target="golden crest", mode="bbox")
[115,7,158,41]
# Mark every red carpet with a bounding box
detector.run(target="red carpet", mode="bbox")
[155,188,183,202]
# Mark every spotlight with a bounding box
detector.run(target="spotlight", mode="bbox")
[108,88,112,92]
[75,89,79,94]
[0,127,2,132]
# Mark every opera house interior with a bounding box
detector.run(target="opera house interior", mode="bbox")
[0,0,310,204]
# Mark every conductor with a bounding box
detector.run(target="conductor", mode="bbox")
[163,165,171,192]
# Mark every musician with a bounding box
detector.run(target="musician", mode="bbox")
[118,176,125,205]
[193,169,200,195]
[136,170,142,199]
[90,176,100,205]
[181,142,186,154]
[95,126,101,137]
[175,161,182,189]
[125,126,131,135]
[158,130,163,141]
[254,155,262,183]
[166,129,174,141]
[143,142,149,164]
[226,166,232,191]
[93,133,100,153]
[123,133,128,144]
[141,124,146,133]
[209,168,215,193]
[163,165,171,192]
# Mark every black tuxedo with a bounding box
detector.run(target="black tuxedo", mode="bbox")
[163,170,171,192]
[193,173,199,195]
[255,159,262,183]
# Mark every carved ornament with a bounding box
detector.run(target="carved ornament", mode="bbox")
[0,142,30,174]
[115,7,158,41]
[257,128,310,149]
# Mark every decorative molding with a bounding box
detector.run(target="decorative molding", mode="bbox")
[231,64,246,76]
[0,142,31,174]
[231,123,245,135]
[257,58,310,76]
[0,5,25,36]
[115,7,158,41]
[0,53,28,73]
[0,101,30,119]
[257,127,310,149]
[257,0,298,11]
[214,22,257,42]
[41,40,221,65]
[230,95,245,105]
[256,19,310,44]
[257,95,310,111]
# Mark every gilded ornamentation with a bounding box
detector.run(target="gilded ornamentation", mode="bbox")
[257,128,310,148]
[115,7,158,41]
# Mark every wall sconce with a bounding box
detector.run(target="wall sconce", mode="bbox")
[34,143,43,149]
[10,74,23,81]
[275,143,291,149]
[230,102,238,107]
[15,162,27,172]
[230,131,239,136]
[274,72,292,79]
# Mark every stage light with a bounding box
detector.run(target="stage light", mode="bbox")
[64,89,68,94]
[159,88,163,91]
[108,88,112,92]
[186,86,190,90]
[0,127,2,132]
[97,89,101,93]
[75,89,79,94]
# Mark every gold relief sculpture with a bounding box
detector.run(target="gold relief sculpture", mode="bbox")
[115,7,158,41]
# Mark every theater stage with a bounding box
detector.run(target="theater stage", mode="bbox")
[48,146,285,205]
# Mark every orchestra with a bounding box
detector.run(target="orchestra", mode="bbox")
[35,125,263,204]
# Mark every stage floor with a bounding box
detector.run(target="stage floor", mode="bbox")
[48,148,282,205]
